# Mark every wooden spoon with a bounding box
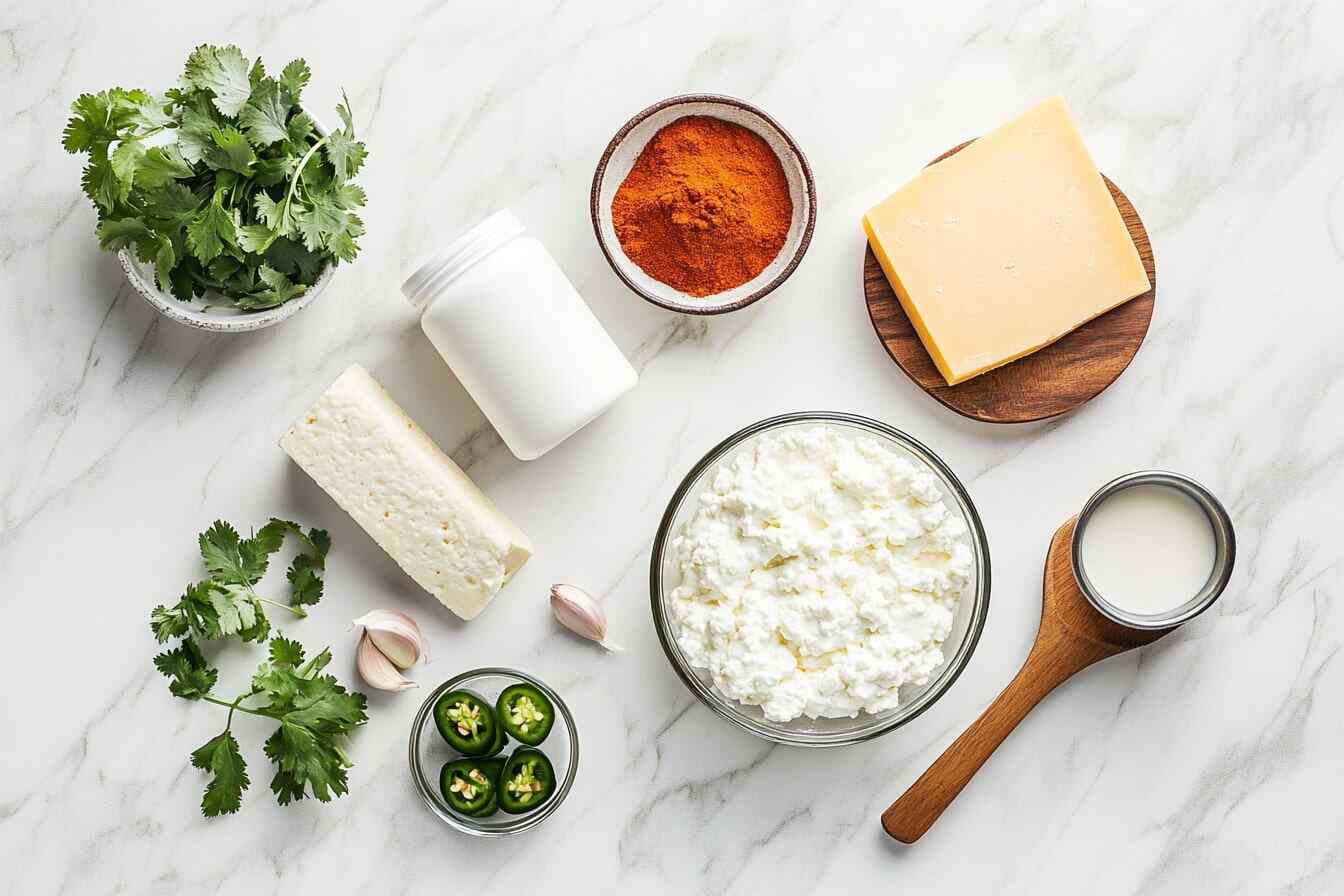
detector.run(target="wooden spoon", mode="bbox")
[881,517,1174,843]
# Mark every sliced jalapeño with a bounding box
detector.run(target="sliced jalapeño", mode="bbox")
[498,747,556,814]
[440,758,497,815]
[496,683,555,746]
[434,689,500,755]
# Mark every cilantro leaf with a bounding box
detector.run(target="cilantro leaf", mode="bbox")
[269,635,305,667]
[204,126,256,175]
[285,110,314,147]
[176,105,217,165]
[279,59,310,105]
[110,139,145,193]
[183,45,253,117]
[325,213,364,264]
[238,80,291,146]
[258,519,330,607]
[190,731,249,817]
[186,200,236,265]
[264,237,325,283]
[130,95,175,130]
[136,145,194,188]
[145,182,202,221]
[294,196,346,253]
[81,152,119,212]
[152,580,226,642]
[199,520,275,585]
[150,602,191,643]
[236,224,276,254]
[154,639,219,700]
[63,92,118,152]
[207,584,262,638]
[96,217,152,251]
[259,656,367,805]
[151,234,177,291]
[236,266,306,310]
[62,90,145,153]
[251,155,295,187]
[319,92,366,184]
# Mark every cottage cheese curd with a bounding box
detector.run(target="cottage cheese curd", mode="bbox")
[668,426,972,722]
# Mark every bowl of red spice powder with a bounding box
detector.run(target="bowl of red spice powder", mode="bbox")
[591,94,816,315]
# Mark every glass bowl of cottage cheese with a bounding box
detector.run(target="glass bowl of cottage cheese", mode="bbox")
[650,413,990,746]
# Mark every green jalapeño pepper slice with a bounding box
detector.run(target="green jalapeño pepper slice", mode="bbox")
[483,715,508,757]
[434,689,500,755]
[440,759,497,815]
[499,747,556,814]
[496,683,555,746]
[466,757,507,817]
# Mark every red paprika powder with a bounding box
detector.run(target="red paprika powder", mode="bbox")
[611,116,793,297]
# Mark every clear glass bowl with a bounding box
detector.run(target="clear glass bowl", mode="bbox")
[408,668,578,836]
[649,412,992,747]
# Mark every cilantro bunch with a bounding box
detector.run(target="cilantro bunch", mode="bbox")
[151,519,369,817]
[63,44,368,310]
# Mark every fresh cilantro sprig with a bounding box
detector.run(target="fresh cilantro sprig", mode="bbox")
[63,44,368,309]
[150,518,365,816]
[157,634,368,816]
[150,518,329,646]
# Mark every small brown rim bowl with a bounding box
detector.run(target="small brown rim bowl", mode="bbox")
[590,94,817,316]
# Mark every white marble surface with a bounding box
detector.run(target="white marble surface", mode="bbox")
[3,0,1343,892]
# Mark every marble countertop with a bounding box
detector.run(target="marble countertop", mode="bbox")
[3,1,1343,893]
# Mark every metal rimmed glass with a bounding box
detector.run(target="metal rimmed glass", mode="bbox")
[408,668,578,836]
[1070,470,1236,631]
[649,412,992,747]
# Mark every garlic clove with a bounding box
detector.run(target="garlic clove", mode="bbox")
[352,609,426,669]
[356,631,418,691]
[550,584,623,652]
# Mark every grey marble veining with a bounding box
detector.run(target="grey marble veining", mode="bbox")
[2,0,1343,893]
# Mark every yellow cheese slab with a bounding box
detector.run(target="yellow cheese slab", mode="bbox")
[863,97,1151,385]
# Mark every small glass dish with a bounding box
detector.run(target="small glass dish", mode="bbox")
[650,412,991,747]
[408,668,578,836]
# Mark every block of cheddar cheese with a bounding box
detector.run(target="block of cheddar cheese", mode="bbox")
[280,364,532,620]
[863,97,1151,385]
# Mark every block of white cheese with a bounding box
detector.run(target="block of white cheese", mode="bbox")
[280,364,532,620]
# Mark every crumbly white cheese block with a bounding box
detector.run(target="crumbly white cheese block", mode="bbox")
[280,365,532,620]
[668,426,972,722]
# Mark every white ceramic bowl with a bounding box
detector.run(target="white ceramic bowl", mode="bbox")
[590,94,817,315]
[118,250,334,333]
[116,110,335,333]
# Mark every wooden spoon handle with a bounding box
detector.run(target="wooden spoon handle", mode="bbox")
[881,629,1109,843]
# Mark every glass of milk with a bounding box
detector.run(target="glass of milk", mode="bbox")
[1070,471,1236,630]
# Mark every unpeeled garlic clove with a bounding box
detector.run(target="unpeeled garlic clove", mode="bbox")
[353,609,426,669]
[356,631,418,691]
[550,584,622,652]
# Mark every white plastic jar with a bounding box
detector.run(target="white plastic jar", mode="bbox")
[402,210,637,460]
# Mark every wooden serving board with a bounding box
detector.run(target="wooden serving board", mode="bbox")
[863,141,1157,424]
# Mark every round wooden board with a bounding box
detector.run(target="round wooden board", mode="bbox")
[864,140,1157,424]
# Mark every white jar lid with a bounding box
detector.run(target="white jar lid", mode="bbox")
[401,209,527,312]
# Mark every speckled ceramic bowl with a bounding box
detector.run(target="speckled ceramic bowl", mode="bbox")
[116,110,335,333]
[118,249,335,333]
[591,94,817,315]
[650,412,991,747]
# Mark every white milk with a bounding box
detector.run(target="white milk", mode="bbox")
[1079,484,1216,616]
